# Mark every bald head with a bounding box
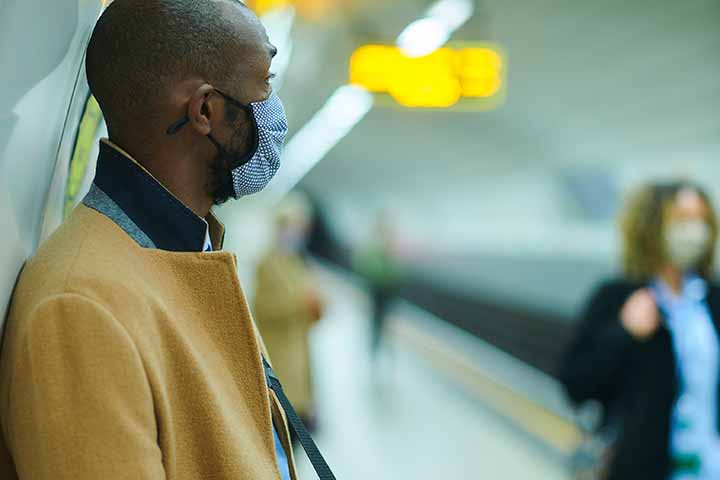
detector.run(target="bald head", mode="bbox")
[86,0,273,138]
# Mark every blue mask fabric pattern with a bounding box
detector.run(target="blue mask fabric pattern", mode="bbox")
[231,91,288,198]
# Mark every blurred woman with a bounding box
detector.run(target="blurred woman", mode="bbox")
[254,193,323,432]
[561,181,720,480]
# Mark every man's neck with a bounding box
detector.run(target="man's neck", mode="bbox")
[92,140,217,253]
[108,137,214,219]
[148,165,213,219]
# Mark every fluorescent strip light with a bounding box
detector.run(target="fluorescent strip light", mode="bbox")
[266,0,474,198]
[397,18,451,58]
[397,0,474,57]
[267,85,374,200]
[427,0,475,31]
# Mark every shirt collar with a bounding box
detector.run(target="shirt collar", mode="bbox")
[92,139,222,252]
[653,273,708,310]
[202,219,213,252]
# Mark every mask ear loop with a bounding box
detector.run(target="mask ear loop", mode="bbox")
[166,116,190,135]
[214,89,260,167]
[206,132,230,157]
[165,113,235,173]
[237,102,259,166]
[164,90,260,168]
[166,89,217,135]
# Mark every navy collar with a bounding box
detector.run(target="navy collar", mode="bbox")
[90,140,216,252]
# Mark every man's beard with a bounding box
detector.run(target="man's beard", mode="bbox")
[207,126,254,205]
[207,154,235,206]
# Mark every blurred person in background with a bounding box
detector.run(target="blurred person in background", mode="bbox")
[353,213,401,359]
[560,181,720,480]
[302,189,344,264]
[254,192,323,434]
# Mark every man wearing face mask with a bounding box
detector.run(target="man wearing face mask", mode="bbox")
[0,1,334,479]
[561,181,720,480]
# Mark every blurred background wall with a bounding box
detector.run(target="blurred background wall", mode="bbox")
[223,0,720,373]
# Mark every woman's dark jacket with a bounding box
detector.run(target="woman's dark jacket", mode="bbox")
[559,279,720,480]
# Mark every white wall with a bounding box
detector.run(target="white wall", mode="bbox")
[0,0,102,324]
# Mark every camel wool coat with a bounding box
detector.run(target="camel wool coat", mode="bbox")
[0,144,297,480]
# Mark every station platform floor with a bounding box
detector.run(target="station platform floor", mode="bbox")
[292,266,572,480]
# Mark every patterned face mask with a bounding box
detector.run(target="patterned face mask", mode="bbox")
[166,89,288,198]
[223,91,287,198]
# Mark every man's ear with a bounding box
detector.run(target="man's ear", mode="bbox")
[187,84,219,135]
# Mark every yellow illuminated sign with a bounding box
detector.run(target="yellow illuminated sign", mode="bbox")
[247,0,344,19]
[246,0,293,15]
[349,44,505,109]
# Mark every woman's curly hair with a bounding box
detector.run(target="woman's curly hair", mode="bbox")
[620,181,718,282]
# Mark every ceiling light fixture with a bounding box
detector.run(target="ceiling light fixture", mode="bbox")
[397,0,474,58]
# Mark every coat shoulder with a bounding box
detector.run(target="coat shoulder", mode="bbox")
[585,277,640,305]
[13,206,147,317]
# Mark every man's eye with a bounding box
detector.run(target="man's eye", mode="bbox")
[266,73,277,83]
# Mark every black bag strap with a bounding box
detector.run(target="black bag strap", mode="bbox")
[262,356,336,480]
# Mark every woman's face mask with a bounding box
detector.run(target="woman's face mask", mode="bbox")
[664,219,712,271]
